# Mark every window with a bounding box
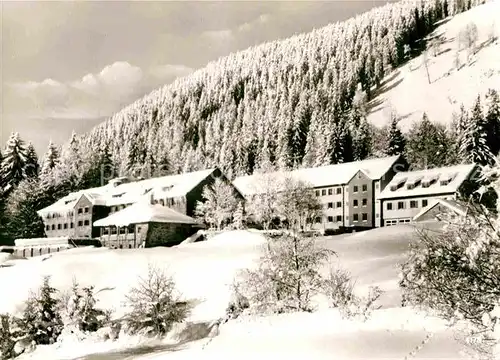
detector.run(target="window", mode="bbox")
[51,224,55,230]
[46,225,50,231]
[422,199,428,207]
[84,207,89,213]
[321,189,326,196]
[410,200,418,209]
[376,213,380,218]
[375,182,379,189]
[353,214,359,222]
[398,201,405,210]
[362,184,368,192]
[78,208,83,214]
[387,202,393,210]
[78,221,83,227]
[64,223,68,229]
[336,188,342,194]
[353,199,358,207]
[315,217,321,224]
[336,215,342,222]
[362,213,368,221]
[336,201,342,208]
[328,216,333,222]
[353,185,359,193]
[315,190,320,197]
[362,198,367,206]
[328,202,333,209]
[328,189,333,195]
[84,220,90,226]
[160,199,165,206]
[70,222,74,229]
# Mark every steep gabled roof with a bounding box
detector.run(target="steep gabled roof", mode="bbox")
[378,164,477,200]
[233,155,401,196]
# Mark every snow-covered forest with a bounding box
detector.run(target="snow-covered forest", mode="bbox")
[52,0,489,178]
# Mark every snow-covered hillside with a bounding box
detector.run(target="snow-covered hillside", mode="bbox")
[368,0,500,131]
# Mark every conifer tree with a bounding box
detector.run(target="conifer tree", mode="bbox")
[386,114,406,156]
[232,201,245,230]
[0,132,28,193]
[406,113,453,169]
[484,89,500,156]
[24,142,40,179]
[40,140,60,178]
[459,96,494,166]
[352,118,373,161]
[6,179,46,240]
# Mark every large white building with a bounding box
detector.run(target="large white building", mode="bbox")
[377,163,478,226]
[233,155,407,231]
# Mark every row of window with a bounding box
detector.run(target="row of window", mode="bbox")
[102,225,136,235]
[386,199,428,211]
[325,198,370,209]
[45,220,90,231]
[385,219,412,226]
[46,207,90,219]
[313,213,370,223]
[315,184,370,197]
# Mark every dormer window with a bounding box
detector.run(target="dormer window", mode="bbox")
[390,177,407,191]
[440,172,457,186]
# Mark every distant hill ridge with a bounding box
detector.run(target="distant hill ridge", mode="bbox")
[67,0,486,179]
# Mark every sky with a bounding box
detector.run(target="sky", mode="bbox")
[1,0,393,157]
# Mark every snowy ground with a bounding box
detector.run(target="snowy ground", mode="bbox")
[0,223,472,360]
[368,0,500,131]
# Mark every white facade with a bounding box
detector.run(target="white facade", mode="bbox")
[377,163,477,227]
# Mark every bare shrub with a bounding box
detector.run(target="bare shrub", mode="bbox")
[123,264,192,336]
[237,232,335,314]
[323,267,383,321]
[458,22,479,60]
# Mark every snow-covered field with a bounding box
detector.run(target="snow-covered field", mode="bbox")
[368,0,500,131]
[1,224,472,360]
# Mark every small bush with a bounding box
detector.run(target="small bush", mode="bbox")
[237,232,335,314]
[225,283,250,320]
[400,212,500,327]
[323,267,382,321]
[17,277,63,345]
[0,314,18,360]
[66,281,110,332]
[123,265,192,336]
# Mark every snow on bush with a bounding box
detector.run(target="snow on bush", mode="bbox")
[236,232,334,314]
[122,264,194,337]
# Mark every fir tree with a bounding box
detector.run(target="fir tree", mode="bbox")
[24,142,40,179]
[34,277,63,344]
[232,201,245,230]
[0,132,28,193]
[406,113,453,169]
[459,96,494,166]
[352,118,373,161]
[484,89,500,156]
[40,140,60,178]
[386,114,406,156]
[6,179,46,240]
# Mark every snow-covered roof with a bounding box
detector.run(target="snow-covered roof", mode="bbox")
[412,198,469,222]
[38,168,217,215]
[14,237,72,247]
[93,202,198,227]
[378,163,477,200]
[233,155,402,196]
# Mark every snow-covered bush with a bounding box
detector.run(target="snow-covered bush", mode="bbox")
[225,282,250,320]
[236,232,334,314]
[123,264,192,337]
[65,281,111,333]
[0,314,18,360]
[323,267,382,321]
[400,211,500,326]
[16,277,63,345]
